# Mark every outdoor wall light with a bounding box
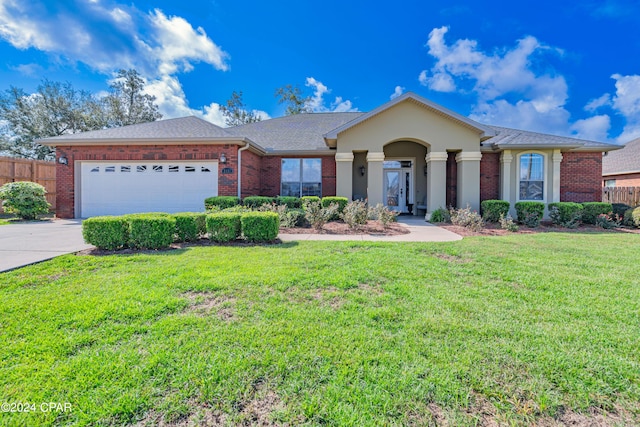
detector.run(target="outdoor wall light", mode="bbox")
[58,156,68,165]
[220,153,227,164]
[424,166,428,176]
[359,165,366,176]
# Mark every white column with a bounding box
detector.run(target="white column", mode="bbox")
[552,149,563,203]
[425,151,448,218]
[456,151,483,211]
[500,150,513,201]
[366,152,385,206]
[335,152,354,200]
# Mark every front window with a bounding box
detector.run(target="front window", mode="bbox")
[281,158,322,197]
[519,153,544,201]
[604,179,616,188]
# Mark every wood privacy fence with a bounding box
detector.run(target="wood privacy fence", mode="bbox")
[602,186,640,207]
[0,157,56,212]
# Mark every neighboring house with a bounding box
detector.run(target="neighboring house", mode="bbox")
[41,92,618,219]
[602,137,640,187]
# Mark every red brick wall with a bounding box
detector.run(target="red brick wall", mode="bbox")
[240,149,261,198]
[322,157,336,197]
[260,155,336,197]
[480,152,500,201]
[560,152,603,202]
[446,152,457,208]
[55,144,238,218]
[604,173,640,187]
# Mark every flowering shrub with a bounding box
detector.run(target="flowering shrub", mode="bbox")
[595,213,621,229]
[340,200,368,229]
[450,205,483,231]
[371,203,398,228]
[304,200,338,230]
[499,213,519,232]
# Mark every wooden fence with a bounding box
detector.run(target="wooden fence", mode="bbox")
[602,186,640,207]
[0,156,56,212]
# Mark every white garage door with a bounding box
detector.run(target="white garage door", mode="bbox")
[80,161,218,217]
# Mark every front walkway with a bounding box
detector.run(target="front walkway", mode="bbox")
[279,216,462,242]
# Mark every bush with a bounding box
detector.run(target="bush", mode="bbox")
[301,196,321,209]
[241,212,279,242]
[371,203,398,228]
[206,213,242,242]
[581,202,613,225]
[548,202,583,228]
[0,181,50,220]
[173,212,206,242]
[515,201,545,227]
[595,213,621,229]
[205,196,240,210]
[623,208,635,227]
[304,200,338,230]
[481,200,510,222]
[629,206,640,228]
[612,203,632,217]
[128,215,176,249]
[275,196,301,209]
[429,207,450,223]
[82,216,129,250]
[286,208,307,228]
[499,213,519,232]
[450,205,483,231]
[222,205,253,213]
[243,196,276,208]
[321,197,349,217]
[340,200,368,229]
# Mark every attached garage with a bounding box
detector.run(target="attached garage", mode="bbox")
[78,161,218,217]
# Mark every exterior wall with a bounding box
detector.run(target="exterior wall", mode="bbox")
[259,155,336,197]
[603,173,640,187]
[352,152,367,199]
[560,152,602,202]
[446,152,457,208]
[241,149,261,198]
[480,152,500,202]
[55,144,236,218]
[321,156,336,197]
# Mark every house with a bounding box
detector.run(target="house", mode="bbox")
[602,137,640,187]
[41,92,618,219]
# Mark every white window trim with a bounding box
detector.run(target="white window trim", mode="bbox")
[516,151,547,203]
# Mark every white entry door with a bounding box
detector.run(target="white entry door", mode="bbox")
[384,166,413,213]
[80,161,218,217]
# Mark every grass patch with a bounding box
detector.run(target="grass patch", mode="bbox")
[0,234,639,426]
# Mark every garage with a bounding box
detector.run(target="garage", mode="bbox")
[79,161,218,217]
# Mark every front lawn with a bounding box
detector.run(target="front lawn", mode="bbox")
[1,234,639,426]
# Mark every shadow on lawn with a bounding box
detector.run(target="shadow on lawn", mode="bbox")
[78,240,300,257]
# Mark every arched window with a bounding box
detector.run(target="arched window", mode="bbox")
[519,153,544,201]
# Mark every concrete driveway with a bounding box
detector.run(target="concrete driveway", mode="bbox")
[0,219,92,272]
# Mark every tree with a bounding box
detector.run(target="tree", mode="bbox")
[220,91,262,127]
[103,69,162,127]
[275,84,312,115]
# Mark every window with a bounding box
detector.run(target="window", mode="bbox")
[281,158,322,197]
[168,165,179,173]
[201,166,211,172]
[152,165,163,172]
[120,166,131,173]
[137,165,147,172]
[90,166,99,173]
[519,153,544,201]
[185,166,196,172]
[605,179,616,188]
[105,166,115,173]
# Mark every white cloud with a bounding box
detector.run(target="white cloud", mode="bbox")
[611,73,640,142]
[570,115,611,141]
[390,86,405,99]
[584,93,611,112]
[304,77,358,112]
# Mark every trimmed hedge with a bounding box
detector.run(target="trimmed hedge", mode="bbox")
[241,212,279,242]
[243,196,276,208]
[82,216,129,250]
[173,212,206,242]
[128,215,176,249]
[480,200,510,222]
[515,201,545,225]
[321,197,349,214]
[548,202,583,225]
[205,196,240,210]
[581,202,613,224]
[275,196,302,209]
[206,212,242,242]
[301,196,321,209]
[612,203,632,217]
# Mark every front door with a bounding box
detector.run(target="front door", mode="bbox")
[383,167,412,213]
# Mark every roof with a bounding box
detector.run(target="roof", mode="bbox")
[484,126,618,151]
[603,137,640,175]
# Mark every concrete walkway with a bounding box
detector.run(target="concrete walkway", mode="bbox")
[279,216,462,242]
[0,219,92,273]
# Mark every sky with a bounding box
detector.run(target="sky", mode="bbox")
[1,0,639,144]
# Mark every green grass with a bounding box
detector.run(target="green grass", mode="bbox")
[0,219,9,225]
[0,234,639,426]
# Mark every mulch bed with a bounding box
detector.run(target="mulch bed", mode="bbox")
[440,221,640,237]
[281,220,409,236]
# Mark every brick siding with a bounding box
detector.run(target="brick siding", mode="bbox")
[560,152,602,202]
[240,149,261,198]
[480,152,500,202]
[603,172,640,187]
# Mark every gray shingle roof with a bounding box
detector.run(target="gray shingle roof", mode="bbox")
[603,137,640,175]
[484,126,617,150]
[226,112,363,151]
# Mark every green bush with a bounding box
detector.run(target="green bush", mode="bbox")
[206,213,242,242]
[304,200,338,230]
[480,200,510,222]
[204,196,240,210]
[623,208,634,227]
[322,197,349,213]
[340,200,368,229]
[595,213,620,229]
[275,196,301,209]
[612,203,632,217]
[82,216,129,250]
[173,212,206,242]
[499,213,519,232]
[548,202,583,227]
[286,208,307,227]
[515,201,545,227]
[128,215,176,249]
[243,196,276,208]
[630,207,640,228]
[0,181,50,220]
[371,203,398,228]
[429,207,450,223]
[581,202,613,224]
[222,205,252,213]
[301,196,321,209]
[241,212,279,242]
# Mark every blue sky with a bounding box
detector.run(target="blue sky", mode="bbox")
[1,0,639,143]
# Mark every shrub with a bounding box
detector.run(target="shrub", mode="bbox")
[82,216,129,250]
[515,201,545,227]
[450,205,483,231]
[371,203,398,228]
[612,203,632,217]
[128,215,176,249]
[275,196,301,209]
[499,213,519,232]
[429,207,450,223]
[258,203,289,227]
[630,206,640,228]
[243,196,276,208]
[173,212,206,242]
[204,196,240,210]
[321,197,349,219]
[595,213,621,229]
[241,212,279,242]
[304,200,338,230]
[301,196,321,209]
[481,200,510,222]
[0,181,50,220]
[581,202,613,225]
[206,213,242,242]
[222,205,253,213]
[623,208,635,227]
[340,200,368,229]
[548,202,583,228]
[286,208,307,228]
